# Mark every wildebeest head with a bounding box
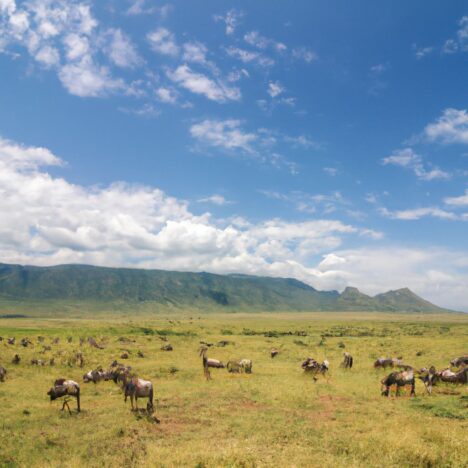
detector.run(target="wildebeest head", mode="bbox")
[47,386,66,401]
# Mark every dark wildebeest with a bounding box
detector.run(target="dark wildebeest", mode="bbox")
[21,338,32,347]
[7,337,15,345]
[124,377,155,413]
[302,358,329,381]
[418,366,438,394]
[270,348,279,359]
[438,368,467,384]
[47,379,81,414]
[161,344,173,351]
[199,346,224,380]
[0,366,6,382]
[381,369,415,397]
[12,354,21,365]
[341,352,353,369]
[450,356,468,368]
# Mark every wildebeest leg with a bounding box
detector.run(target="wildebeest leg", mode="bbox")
[62,398,72,415]
[135,397,138,411]
[130,395,135,411]
[410,381,415,397]
[76,392,81,412]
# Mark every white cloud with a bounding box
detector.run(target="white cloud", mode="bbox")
[126,0,171,17]
[225,46,275,67]
[1,135,466,309]
[444,189,468,207]
[155,87,178,104]
[379,206,459,221]
[244,30,286,52]
[58,57,124,97]
[190,119,256,153]
[167,64,240,102]
[213,9,242,35]
[424,108,468,144]
[147,27,179,56]
[198,195,232,206]
[267,81,284,98]
[382,148,450,181]
[413,44,433,59]
[105,28,141,68]
[323,167,338,176]
[34,44,60,67]
[292,47,317,63]
[284,134,317,149]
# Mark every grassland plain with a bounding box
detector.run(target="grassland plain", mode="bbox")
[0,312,467,468]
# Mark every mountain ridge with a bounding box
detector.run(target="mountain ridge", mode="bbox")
[0,262,453,313]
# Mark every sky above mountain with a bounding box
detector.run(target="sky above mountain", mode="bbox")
[0,0,467,310]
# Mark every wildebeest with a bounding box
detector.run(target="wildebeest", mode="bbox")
[124,377,156,415]
[7,337,15,345]
[341,352,353,369]
[12,354,21,365]
[47,379,81,414]
[450,356,468,368]
[88,337,104,349]
[161,344,173,351]
[270,348,279,358]
[239,359,253,374]
[83,368,110,384]
[418,366,438,394]
[21,338,32,347]
[302,358,329,381]
[374,357,402,369]
[438,367,467,384]
[31,359,45,366]
[381,369,415,397]
[199,346,224,380]
[0,365,6,382]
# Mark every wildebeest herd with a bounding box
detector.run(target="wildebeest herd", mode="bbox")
[0,334,467,422]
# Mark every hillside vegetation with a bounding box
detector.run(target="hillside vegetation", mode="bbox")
[0,263,451,313]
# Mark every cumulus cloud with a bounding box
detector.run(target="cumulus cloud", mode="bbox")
[147,27,179,56]
[267,81,284,98]
[104,28,141,68]
[382,148,450,181]
[1,135,467,309]
[444,189,468,207]
[424,108,468,144]
[167,65,240,102]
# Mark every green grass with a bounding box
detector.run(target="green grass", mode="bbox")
[0,312,467,467]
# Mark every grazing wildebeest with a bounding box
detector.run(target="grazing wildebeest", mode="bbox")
[381,369,415,397]
[227,360,242,373]
[0,365,6,382]
[374,357,402,369]
[88,337,104,349]
[199,346,224,380]
[302,358,329,381]
[239,359,253,374]
[341,352,353,369]
[438,368,467,384]
[21,338,32,347]
[31,359,45,366]
[83,368,109,384]
[47,379,81,414]
[450,356,468,368]
[418,366,437,394]
[7,337,15,345]
[270,348,279,358]
[12,354,21,365]
[161,344,173,351]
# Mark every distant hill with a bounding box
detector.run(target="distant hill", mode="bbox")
[0,263,452,313]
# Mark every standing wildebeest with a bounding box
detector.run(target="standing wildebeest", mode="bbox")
[47,379,81,414]
[7,337,15,345]
[199,346,224,380]
[381,369,415,397]
[341,352,353,369]
[0,365,6,382]
[270,348,279,358]
[83,368,110,384]
[450,356,468,368]
[302,358,329,381]
[124,377,155,413]
[12,354,21,365]
[418,367,438,394]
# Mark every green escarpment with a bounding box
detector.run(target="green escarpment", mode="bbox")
[0,263,451,313]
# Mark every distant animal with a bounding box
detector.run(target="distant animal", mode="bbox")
[67,337,73,343]
[450,356,468,368]
[83,368,109,384]
[7,338,15,345]
[21,338,32,347]
[239,359,253,374]
[199,346,224,380]
[341,352,353,369]
[302,358,329,381]
[137,351,145,358]
[227,360,242,373]
[0,366,6,382]
[381,370,415,397]
[52,338,60,344]
[12,354,21,365]
[120,352,129,359]
[374,357,402,369]
[88,337,104,349]
[31,359,45,366]
[270,348,279,358]
[47,379,81,414]
[418,366,437,394]
[438,367,467,385]
[37,336,45,343]
[161,344,173,351]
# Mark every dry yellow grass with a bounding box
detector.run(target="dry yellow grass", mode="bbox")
[0,312,467,467]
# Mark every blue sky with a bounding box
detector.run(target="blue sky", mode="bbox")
[0,0,467,309]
